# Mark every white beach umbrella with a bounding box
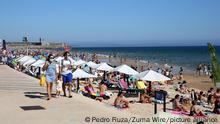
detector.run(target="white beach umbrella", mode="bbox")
[96,63,114,71]
[23,58,36,66]
[17,56,30,62]
[18,56,33,64]
[15,55,24,61]
[86,61,99,69]
[73,59,86,66]
[113,64,138,75]
[31,59,46,68]
[135,70,170,82]
[72,68,97,92]
[72,68,97,79]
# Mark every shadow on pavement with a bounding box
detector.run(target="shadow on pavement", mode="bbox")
[24,92,47,99]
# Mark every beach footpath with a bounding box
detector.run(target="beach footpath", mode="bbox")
[0,65,143,124]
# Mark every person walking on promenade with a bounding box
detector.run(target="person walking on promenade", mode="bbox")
[43,54,56,100]
[59,52,73,98]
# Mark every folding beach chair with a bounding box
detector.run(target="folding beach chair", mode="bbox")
[100,79,118,90]
[117,79,142,97]
[83,86,110,100]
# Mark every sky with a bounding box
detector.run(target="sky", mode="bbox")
[0,0,220,47]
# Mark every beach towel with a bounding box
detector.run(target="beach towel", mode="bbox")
[39,75,46,87]
[169,110,189,116]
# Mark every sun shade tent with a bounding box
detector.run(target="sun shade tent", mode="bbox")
[135,70,171,95]
[73,59,86,66]
[15,56,24,61]
[72,68,97,79]
[72,68,97,92]
[96,63,114,71]
[135,70,171,82]
[86,61,99,69]
[23,58,36,66]
[31,60,46,68]
[18,56,33,65]
[113,64,138,75]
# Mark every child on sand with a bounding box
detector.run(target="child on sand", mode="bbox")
[56,74,63,97]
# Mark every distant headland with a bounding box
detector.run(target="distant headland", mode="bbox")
[3,37,69,49]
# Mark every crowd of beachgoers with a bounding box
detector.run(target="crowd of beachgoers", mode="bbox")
[0,48,220,119]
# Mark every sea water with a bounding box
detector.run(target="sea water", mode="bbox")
[71,46,220,70]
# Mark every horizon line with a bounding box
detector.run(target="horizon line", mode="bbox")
[71,45,220,48]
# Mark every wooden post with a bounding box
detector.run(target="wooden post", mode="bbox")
[77,78,80,92]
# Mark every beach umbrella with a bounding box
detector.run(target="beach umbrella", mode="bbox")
[15,56,24,61]
[113,64,138,75]
[72,68,97,92]
[72,68,97,79]
[135,70,170,82]
[23,58,36,67]
[96,63,114,71]
[96,63,114,80]
[86,61,99,69]
[135,70,170,95]
[31,59,46,68]
[18,56,33,64]
[73,59,86,66]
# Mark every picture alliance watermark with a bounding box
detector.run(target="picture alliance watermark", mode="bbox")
[84,116,218,123]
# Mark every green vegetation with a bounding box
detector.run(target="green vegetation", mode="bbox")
[208,43,220,88]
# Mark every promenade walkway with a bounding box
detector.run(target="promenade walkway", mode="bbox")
[0,65,43,92]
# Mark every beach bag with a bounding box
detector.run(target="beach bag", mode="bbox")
[39,74,46,87]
